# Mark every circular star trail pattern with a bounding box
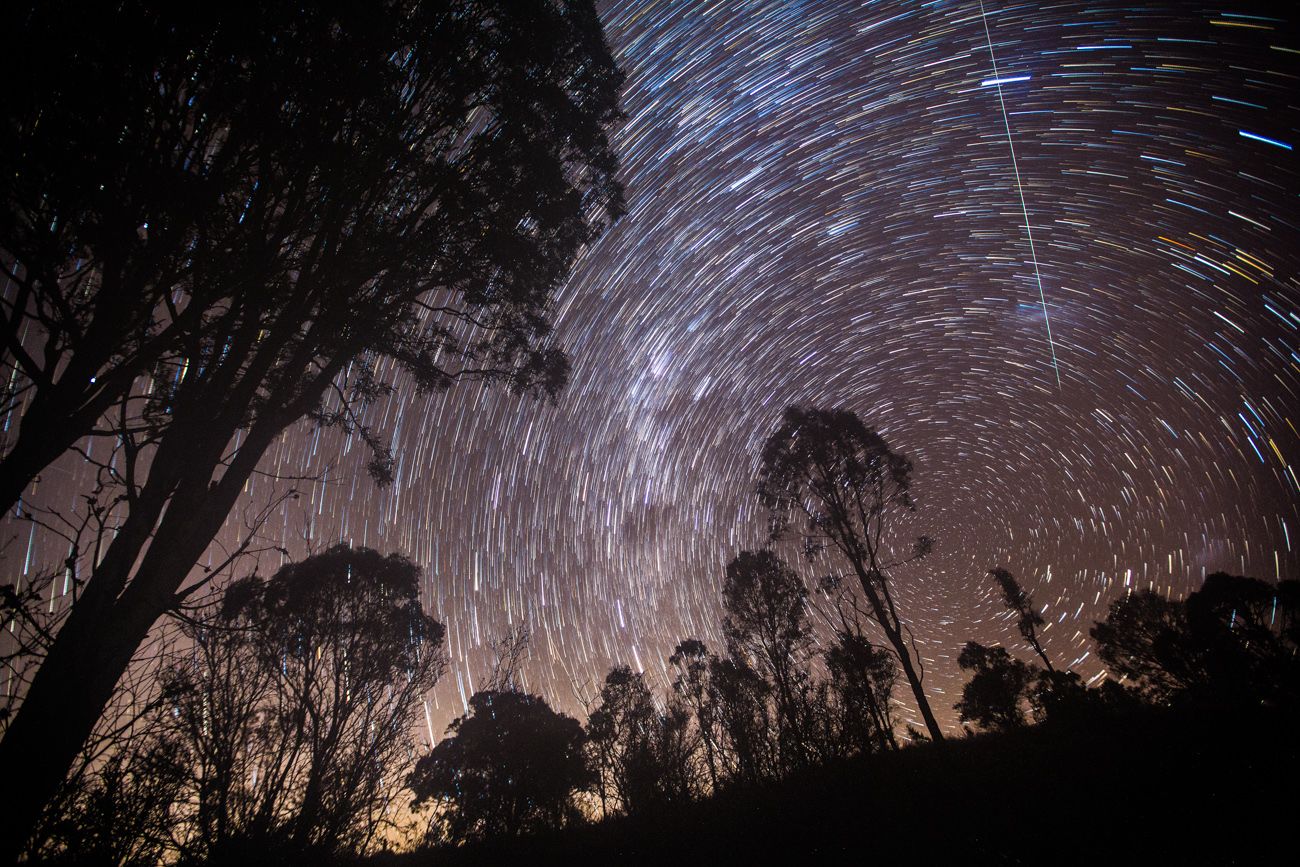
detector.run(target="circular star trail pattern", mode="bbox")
[10,0,1300,735]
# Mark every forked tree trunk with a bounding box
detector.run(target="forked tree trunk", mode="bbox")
[0,403,295,862]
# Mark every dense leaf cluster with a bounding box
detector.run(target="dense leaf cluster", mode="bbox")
[409,689,590,844]
[34,546,445,865]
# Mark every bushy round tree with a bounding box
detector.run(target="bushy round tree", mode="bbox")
[409,690,591,843]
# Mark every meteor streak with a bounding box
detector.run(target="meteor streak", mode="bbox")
[978,0,1063,390]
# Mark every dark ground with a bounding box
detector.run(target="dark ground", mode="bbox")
[374,705,1296,867]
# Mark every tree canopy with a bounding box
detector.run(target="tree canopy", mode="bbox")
[1091,573,1300,708]
[586,665,698,816]
[989,568,1054,672]
[757,405,942,741]
[721,550,815,772]
[172,547,442,860]
[954,642,1036,732]
[0,1,625,855]
[409,689,591,844]
[30,546,445,863]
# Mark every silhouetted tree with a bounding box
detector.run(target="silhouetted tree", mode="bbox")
[721,550,816,772]
[825,631,899,754]
[159,546,445,862]
[989,568,1054,672]
[814,571,901,754]
[409,689,590,844]
[0,1,624,852]
[954,642,1035,732]
[14,617,186,867]
[655,698,701,806]
[586,666,656,816]
[670,639,721,791]
[1092,574,1300,708]
[586,665,698,816]
[1024,669,1134,725]
[1184,572,1300,706]
[758,406,943,741]
[1090,590,1195,703]
[706,654,776,784]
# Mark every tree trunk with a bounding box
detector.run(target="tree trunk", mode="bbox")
[886,625,945,742]
[0,402,90,515]
[700,712,719,791]
[844,557,945,743]
[0,421,203,860]
[0,587,143,862]
[0,402,292,861]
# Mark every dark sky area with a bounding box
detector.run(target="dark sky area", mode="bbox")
[8,0,1298,738]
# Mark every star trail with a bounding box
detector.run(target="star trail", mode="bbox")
[7,0,1299,737]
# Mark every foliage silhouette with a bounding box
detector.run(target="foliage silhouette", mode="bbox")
[23,561,1299,862]
[406,703,1297,866]
[720,551,816,773]
[586,665,699,816]
[1090,589,1191,702]
[667,554,910,790]
[1025,669,1142,726]
[706,653,776,785]
[0,0,624,853]
[954,567,1094,731]
[25,545,443,864]
[954,642,1036,732]
[757,405,943,741]
[34,733,186,867]
[824,631,899,754]
[989,567,1055,672]
[813,570,902,755]
[409,689,591,844]
[1091,572,1300,708]
[164,546,442,863]
[669,639,722,791]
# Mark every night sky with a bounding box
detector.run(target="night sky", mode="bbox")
[10,0,1300,738]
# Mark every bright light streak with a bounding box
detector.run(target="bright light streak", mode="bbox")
[1239,130,1293,150]
[978,0,1063,389]
[980,74,1030,87]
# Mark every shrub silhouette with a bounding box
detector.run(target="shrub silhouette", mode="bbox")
[409,689,591,844]
[954,642,1036,732]
[1092,572,1300,708]
[159,546,445,862]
